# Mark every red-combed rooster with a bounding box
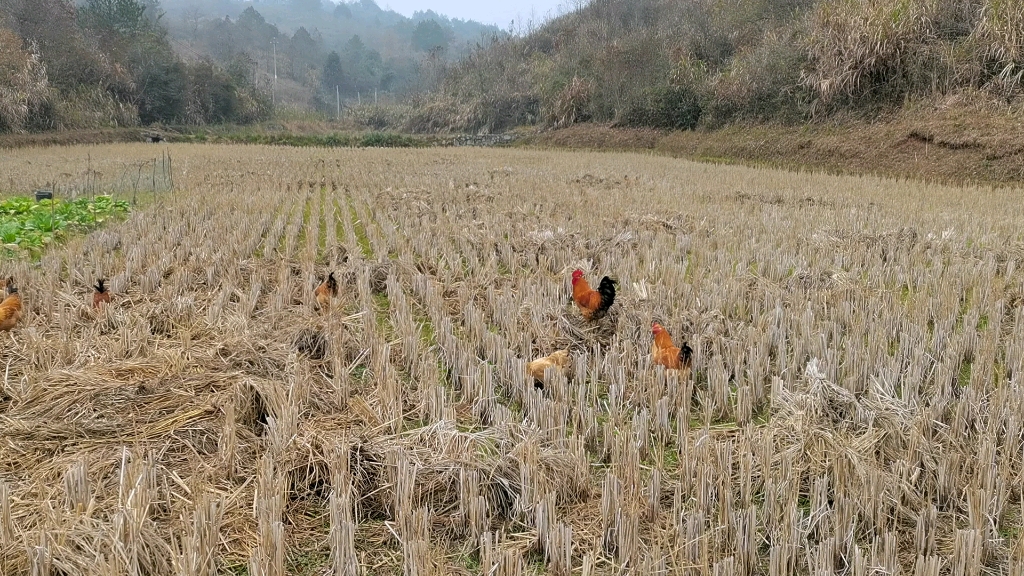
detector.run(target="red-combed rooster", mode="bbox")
[93,279,111,309]
[571,269,616,320]
[0,277,23,332]
[651,322,693,376]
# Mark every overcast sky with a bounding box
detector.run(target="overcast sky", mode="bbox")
[368,0,575,28]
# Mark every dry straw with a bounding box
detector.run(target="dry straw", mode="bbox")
[0,143,1023,573]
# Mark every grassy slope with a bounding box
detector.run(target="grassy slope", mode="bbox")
[522,102,1024,188]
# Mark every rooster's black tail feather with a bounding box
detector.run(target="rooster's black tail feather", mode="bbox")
[679,342,693,369]
[596,276,616,314]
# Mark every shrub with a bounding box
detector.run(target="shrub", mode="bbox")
[422,0,1024,127]
[183,59,245,125]
[622,85,702,130]
[801,0,943,107]
[404,93,539,134]
[550,76,592,127]
[469,94,541,132]
[973,0,1024,95]
[53,86,139,129]
[359,132,423,147]
[0,29,52,133]
[134,55,187,125]
[233,87,273,125]
[403,97,462,133]
[701,30,810,126]
[347,103,413,131]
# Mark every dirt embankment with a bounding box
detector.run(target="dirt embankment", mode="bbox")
[5,102,1023,188]
[0,128,161,149]
[521,103,1024,188]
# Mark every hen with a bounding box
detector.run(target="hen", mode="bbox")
[527,349,571,389]
[571,269,616,320]
[0,277,23,332]
[651,323,692,376]
[315,272,338,311]
[93,279,111,309]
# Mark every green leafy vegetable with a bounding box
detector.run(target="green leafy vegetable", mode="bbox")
[0,195,130,258]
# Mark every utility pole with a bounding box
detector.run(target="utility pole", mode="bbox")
[336,85,340,119]
[271,39,278,106]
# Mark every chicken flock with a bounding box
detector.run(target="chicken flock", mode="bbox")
[0,277,107,334]
[1,266,693,388]
[527,268,694,389]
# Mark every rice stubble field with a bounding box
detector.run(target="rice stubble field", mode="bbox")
[1,143,1024,575]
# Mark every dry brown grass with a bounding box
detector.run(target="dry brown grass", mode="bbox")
[2,143,1024,575]
[524,98,1024,188]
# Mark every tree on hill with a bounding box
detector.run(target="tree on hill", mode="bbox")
[339,34,383,95]
[205,17,237,61]
[358,0,381,14]
[333,3,352,19]
[289,26,322,82]
[80,0,187,123]
[412,19,448,53]
[78,0,149,37]
[181,4,202,44]
[0,0,272,131]
[322,51,343,92]
[237,6,278,48]
[3,0,120,92]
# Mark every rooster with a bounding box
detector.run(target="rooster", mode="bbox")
[527,349,571,389]
[0,277,23,332]
[315,271,338,311]
[93,279,111,309]
[651,323,693,377]
[571,269,616,320]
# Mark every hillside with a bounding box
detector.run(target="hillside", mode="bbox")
[0,0,500,132]
[375,0,1024,134]
[0,0,273,132]
[158,0,503,109]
